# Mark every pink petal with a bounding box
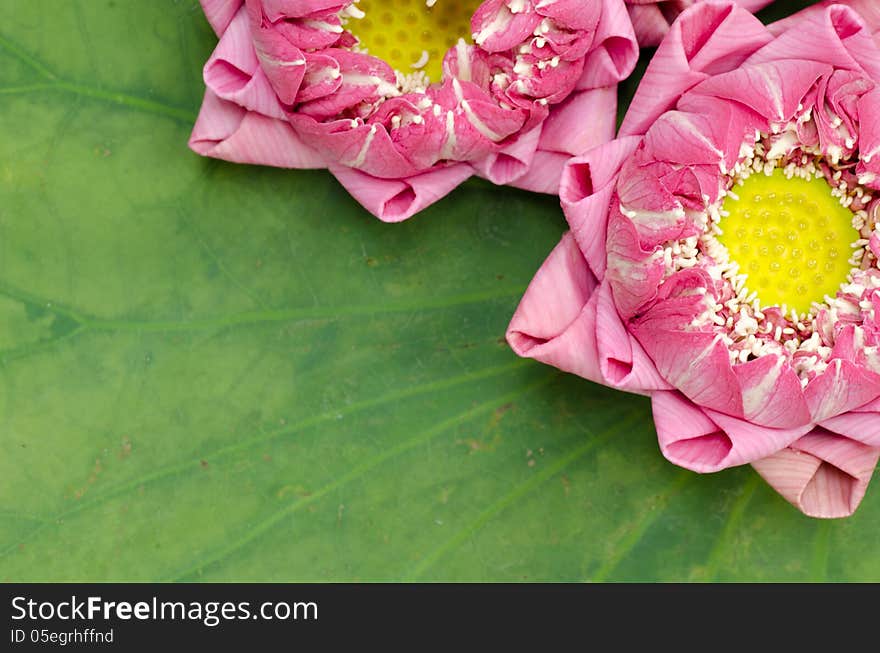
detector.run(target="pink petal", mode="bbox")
[752,429,880,518]
[471,0,541,54]
[652,391,812,473]
[189,90,324,168]
[749,3,880,81]
[620,1,772,138]
[770,0,880,40]
[857,87,880,183]
[560,136,642,279]
[804,359,880,422]
[482,86,618,194]
[328,164,473,222]
[688,59,829,128]
[636,328,743,418]
[506,232,668,394]
[504,150,568,194]
[577,0,639,88]
[820,405,880,447]
[625,4,669,48]
[536,85,618,158]
[200,0,243,35]
[734,354,812,428]
[203,6,286,119]
[626,0,774,48]
[470,126,542,186]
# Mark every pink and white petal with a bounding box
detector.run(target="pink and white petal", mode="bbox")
[820,408,880,447]
[635,328,744,418]
[752,430,880,518]
[506,233,667,393]
[255,0,347,20]
[750,4,880,81]
[604,210,668,317]
[189,90,324,168]
[560,136,642,280]
[577,0,639,88]
[471,0,541,54]
[734,354,812,429]
[620,2,772,138]
[200,0,243,35]
[643,110,726,166]
[688,60,829,130]
[328,164,473,222]
[804,358,880,423]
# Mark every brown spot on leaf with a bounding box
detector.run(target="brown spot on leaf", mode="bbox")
[118,436,132,460]
[200,460,209,470]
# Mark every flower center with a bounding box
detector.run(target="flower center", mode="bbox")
[348,0,481,85]
[717,168,858,316]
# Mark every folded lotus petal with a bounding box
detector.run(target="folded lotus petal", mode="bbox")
[201,0,243,35]
[190,90,324,168]
[635,327,743,418]
[328,164,474,223]
[203,6,286,119]
[620,1,772,138]
[625,4,669,48]
[747,3,880,81]
[560,136,642,280]
[752,429,880,518]
[469,127,542,186]
[604,213,668,317]
[625,0,774,48]
[257,0,347,20]
[769,0,880,40]
[471,0,541,54]
[734,353,812,428]
[857,87,880,184]
[537,86,618,159]
[820,405,880,447]
[480,86,618,193]
[501,151,566,193]
[688,59,829,129]
[507,233,668,393]
[577,0,639,88]
[652,391,812,473]
[803,358,880,423]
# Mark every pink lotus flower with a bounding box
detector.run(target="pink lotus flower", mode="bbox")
[189,0,638,221]
[625,0,774,46]
[508,1,880,518]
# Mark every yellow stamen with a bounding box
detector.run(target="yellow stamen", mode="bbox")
[718,168,858,315]
[348,0,481,84]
